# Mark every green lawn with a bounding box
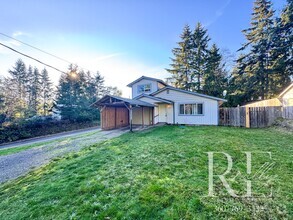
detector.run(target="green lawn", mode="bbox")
[0,126,292,219]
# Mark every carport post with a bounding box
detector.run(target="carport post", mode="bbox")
[141,106,144,128]
[129,105,133,132]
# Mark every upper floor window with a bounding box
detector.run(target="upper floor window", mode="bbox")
[179,103,203,115]
[137,84,151,93]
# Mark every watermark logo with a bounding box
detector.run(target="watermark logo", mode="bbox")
[207,151,274,197]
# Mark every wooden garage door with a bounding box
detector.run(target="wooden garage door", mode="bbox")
[101,107,129,130]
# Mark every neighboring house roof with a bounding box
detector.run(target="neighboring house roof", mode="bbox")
[242,82,293,107]
[151,86,227,102]
[92,95,155,107]
[279,83,293,98]
[134,94,173,104]
[242,98,282,107]
[127,76,169,87]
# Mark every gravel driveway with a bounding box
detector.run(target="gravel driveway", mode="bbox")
[0,129,127,184]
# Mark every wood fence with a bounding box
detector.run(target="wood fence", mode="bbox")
[219,106,293,128]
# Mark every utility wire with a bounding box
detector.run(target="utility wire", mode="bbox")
[0,42,67,74]
[0,32,72,65]
[0,32,95,74]
[0,34,131,87]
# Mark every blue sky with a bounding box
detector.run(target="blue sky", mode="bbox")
[0,0,287,97]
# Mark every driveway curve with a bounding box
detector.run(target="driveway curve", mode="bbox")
[0,128,127,184]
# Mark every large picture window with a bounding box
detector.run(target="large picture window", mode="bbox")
[179,103,203,115]
[137,84,151,93]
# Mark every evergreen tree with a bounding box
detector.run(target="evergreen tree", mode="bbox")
[94,72,106,98]
[237,0,275,100]
[227,57,253,106]
[167,23,211,92]
[55,65,100,122]
[104,86,122,97]
[7,59,28,118]
[28,67,41,116]
[40,68,53,116]
[0,77,6,125]
[167,24,193,90]
[190,22,210,92]
[203,44,228,97]
[270,0,292,94]
[26,65,34,111]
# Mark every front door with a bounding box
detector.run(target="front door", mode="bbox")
[158,104,173,123]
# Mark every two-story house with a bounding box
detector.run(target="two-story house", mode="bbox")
[94,76,226,130]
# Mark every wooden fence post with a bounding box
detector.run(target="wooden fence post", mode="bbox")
[245,107,250,128]
[237,105,240,127]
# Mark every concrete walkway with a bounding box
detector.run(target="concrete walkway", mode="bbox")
[0,128,128,184]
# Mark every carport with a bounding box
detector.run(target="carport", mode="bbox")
[92,95,155,131]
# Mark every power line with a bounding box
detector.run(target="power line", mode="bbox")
[0,32,72,65]
[0,42,67,74]
[0,32,123,82]
[0,32,95,74]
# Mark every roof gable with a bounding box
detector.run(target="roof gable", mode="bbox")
[151,86,227,102]
[127,76,168,87]
[92,95,155,107]
[134,94,173,104]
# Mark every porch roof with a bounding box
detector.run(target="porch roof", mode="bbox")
[134,94,173,104]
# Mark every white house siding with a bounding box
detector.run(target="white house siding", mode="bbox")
[154,89,219,125]
[282,86,293,106]
[131,79,159,98]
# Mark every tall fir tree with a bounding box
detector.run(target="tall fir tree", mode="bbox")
[7,59,28,118]
[28,67,41,116]
[270,0,292,94]
[237,0,275,100]
[94,72,106,98]
[40,68,53,116]
[203,44,228,97]
[104,86,122,97]
[55,65,100,122]
[26,65,34,111]
[167,24,193,90]
[0,77,6,124]
[190,22,210,92]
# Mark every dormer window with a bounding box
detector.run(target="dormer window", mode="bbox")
[138,84,151,93]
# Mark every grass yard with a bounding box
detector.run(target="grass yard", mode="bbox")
[0,126,292,219]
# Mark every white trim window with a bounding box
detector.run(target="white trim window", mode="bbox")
[179,103,203,115]
[137,84,151,93]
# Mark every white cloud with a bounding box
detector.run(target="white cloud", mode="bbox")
[12,31,30,38]
[0,31,31,54]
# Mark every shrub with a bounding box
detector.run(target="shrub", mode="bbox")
[0,119,99,144]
